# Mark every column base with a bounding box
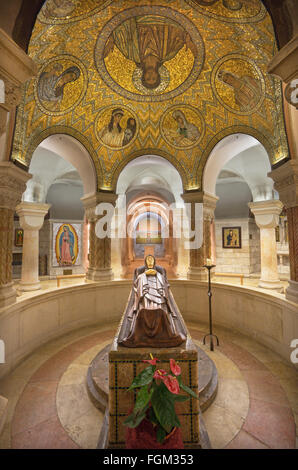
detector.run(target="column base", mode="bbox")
[0,283,16,308]
[18,280,41,292]
[258,278,284,292]
[285,280,298,304]
[187,267,207,281]
[87,268,114,281]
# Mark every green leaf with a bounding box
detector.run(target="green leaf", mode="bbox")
[123,410,147,428]
[174,394,190,402]
[128,366,154,391]
[133,385,153,415]
[148,406,159,426]
[180,382,198,399]
[156,426,167,444]
[151,385,177,434]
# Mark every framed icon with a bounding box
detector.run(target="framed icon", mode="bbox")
[15,228,24,247]
[222,227,242,249]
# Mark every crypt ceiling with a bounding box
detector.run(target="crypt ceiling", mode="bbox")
[11,0,289,191]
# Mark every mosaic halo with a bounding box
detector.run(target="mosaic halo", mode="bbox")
[185,0,266,23]
[34,55,88,116]
[38,0,113,25]
[160,104,205,150]
[94,104,139,151]
[94,6,205,102]
[211,54,266,116]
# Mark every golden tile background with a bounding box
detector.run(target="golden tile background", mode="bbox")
[11,0,288,191]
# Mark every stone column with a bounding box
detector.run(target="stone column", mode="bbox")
[82,192,117,281]
[269,161,298,302]
[249,200,284,291]
[182,191,218,280]
[0,163,31,307]
[16,202,50,291]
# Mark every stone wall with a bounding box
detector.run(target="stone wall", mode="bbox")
[214,218,260,275]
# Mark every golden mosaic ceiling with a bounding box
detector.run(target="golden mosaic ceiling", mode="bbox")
[11,0,289,191]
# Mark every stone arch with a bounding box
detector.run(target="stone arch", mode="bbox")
[197,125,274,191]
[22,126,101,193]
[202,132,274,201]
[110,148,189,192]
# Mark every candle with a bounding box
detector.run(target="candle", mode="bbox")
[206,258,212,266]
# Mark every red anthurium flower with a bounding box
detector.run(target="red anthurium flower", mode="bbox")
[153,369,167,380]
[170,358,181,376]
[143,357,159,365]
[163,375,180,395]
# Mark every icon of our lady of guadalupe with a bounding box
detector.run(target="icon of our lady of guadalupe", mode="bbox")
[58,225,75,266]
[118,255,187,348]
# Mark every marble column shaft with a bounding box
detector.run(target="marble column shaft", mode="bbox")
[0,163,31,307]
[16,202,50,291]
[269,161,298,302]
[249,200,283,291]
[82,192,117,281]
[182,191,218,280]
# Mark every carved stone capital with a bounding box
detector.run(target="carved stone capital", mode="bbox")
[0,28,37,111]
[0,162,31,210]
[268,160,298,208]
[249,200,284,229]
[16,202,51,231]
[81,191,117,222]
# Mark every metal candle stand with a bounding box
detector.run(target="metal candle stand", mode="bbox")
[203,264,219,351]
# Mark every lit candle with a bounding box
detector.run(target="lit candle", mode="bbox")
[206,258,212,266]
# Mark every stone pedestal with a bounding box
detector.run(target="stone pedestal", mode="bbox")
[0,162,31,307]
[108,336,199,449]
[182,191,218,281]
[16,202,50,291]
[249,200,283,291]
[82,192,117,281]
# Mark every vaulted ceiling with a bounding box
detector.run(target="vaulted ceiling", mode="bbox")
[11,0,289,192]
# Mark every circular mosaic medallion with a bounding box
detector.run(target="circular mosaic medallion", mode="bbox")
[185,0,266,23]
[34,55,87,116]
[94,105,139,151]
[94,6,205,102]
[211,54,265,115]
[38,0,113,25]
[160,104,205,150]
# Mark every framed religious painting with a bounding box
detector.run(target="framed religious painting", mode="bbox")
[14,228,24,247]
[222,227,242,249]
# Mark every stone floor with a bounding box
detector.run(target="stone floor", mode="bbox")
[0,322,297,449]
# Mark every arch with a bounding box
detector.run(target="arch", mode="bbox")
[23,126,102,193]
[111,148,188,192]
[198,125,274,191]
[202,132,274,201]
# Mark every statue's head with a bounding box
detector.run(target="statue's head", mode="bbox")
[145,254,155,269]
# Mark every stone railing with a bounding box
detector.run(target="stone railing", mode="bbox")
[0,280,297,379]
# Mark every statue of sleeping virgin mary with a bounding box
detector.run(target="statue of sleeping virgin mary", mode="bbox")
[118,255,187,348]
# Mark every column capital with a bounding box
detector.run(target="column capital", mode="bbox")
[16,202,51,231]
[0,28,37,111]
[248,199,283,228]
[268,160,298,208]
[0,162,31,210]
[81,191,117,221]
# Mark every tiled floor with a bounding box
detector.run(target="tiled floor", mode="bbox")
[0,322,297,449]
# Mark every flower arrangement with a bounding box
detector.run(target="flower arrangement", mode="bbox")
[124,354,198,444]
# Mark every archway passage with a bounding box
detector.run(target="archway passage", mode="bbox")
[114,154,185,279]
